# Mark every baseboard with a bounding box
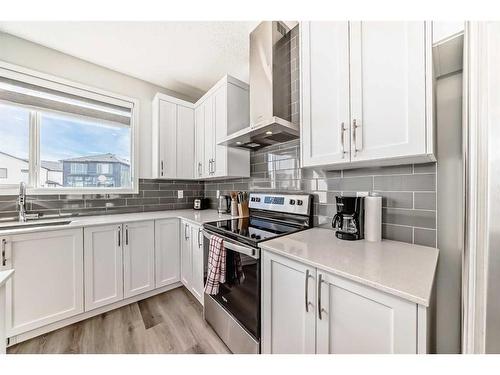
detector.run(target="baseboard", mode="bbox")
[7,282,183,347]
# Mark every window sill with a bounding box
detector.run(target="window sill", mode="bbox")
[0,187,139,196]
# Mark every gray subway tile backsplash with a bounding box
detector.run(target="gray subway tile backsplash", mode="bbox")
[204,138,438,248]
[0,178,204,221]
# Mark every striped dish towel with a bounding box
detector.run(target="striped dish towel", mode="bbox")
[204,235,226,295]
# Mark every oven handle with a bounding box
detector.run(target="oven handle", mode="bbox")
[203,229,260,259]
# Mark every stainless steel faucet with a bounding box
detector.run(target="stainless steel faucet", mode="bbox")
[17,182,38,222]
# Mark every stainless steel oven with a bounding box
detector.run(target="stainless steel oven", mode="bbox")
[202,192,314,354]
[203,228,260,354]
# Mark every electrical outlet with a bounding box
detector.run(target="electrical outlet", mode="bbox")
[177,190,183,199]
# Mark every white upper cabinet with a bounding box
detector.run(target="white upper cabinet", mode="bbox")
[194,75,250,179]
[301,21,351,167]
[300,21,434,169]
[349,21,428,162]
[194,105,205,178]
[152,94,195,179]
[123,220,155,298]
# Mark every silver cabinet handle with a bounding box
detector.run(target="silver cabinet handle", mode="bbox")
[185,223,189,240]
[198,162,202,176]
[125,225,129,246]
[212,158,216,174]
[2,238,7,267]
[305,269,311,312]
[117,226,121,247]
[161,160,164,177]
[340,122,347,158]
[352,119,361,156]
[318,273,323,320]
[198,228,202,248]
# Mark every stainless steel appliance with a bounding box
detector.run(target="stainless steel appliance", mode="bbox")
[217,194,231,214]
[218,21,299,150]
[202,192,313,353]
[193,197,209,210]
[332,196,365,240]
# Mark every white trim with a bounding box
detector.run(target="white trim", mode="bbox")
[0,60,140,195]
[462,21,489,354]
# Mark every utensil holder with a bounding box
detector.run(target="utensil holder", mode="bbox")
[238,201,249,217]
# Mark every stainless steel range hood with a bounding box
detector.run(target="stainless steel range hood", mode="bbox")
[219,21,299,150]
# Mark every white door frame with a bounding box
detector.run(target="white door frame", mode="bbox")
[461,21,492,354]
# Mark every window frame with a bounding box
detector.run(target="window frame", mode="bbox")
[0,61,139,195]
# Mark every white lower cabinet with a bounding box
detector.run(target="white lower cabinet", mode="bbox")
[3,229,84,337]
[190,225,204,304]
[316,271,417,354]
[262,251,420,354]
[123,221,155,298]
[262,251,316,354]
[180,220,204,305]
[180,221,192,288]
[155,219,180,288]
[84,224,124,311]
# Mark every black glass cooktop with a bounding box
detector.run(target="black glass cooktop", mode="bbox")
[204,216,303,246]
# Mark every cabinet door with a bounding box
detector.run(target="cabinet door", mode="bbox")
[4,229,84,336]
[155,219,180,288]
[316,270,417,354]
[180,221,192,288]
[194,105,205,178]
[176,105,195,179]
[190,225,204,305]
[349,21,427,162]
[261,251,316,354]
[212,85,227,177]
[123,221,155,298]
[203,97,215,176]
[84,224,123,311]
[300,21,351,167]
[159,99,177,178]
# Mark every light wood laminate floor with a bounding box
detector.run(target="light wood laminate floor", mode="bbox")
[8,287,230,354]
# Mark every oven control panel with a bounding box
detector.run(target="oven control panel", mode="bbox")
[249,193,311,216]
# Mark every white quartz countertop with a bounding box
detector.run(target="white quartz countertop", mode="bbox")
[259,228,439,306]
[0,269,14,287]
[0,209,234,236]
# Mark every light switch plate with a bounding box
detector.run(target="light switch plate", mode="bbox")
[177,190,183,199]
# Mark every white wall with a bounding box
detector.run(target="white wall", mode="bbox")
[0,31,194,179]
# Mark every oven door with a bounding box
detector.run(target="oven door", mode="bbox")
[203,229,261,345]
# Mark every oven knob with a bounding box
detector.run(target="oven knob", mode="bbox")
[255,235,261,240]
[256,197,261,202]
[289,199,296,205]
[251,197,255,202]
[251,233,256,238]
[297,200,303,206]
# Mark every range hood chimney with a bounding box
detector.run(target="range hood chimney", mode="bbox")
[219,21,299,150]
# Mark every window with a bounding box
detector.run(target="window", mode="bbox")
[96,163,112,175]
[0,64,138,194]
[70,163,88,175]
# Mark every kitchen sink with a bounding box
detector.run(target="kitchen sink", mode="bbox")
[0,220,73,231]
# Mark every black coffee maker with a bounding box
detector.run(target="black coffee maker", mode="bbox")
[332,196,365,240]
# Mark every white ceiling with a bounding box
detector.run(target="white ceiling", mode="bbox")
[0,21,259,101]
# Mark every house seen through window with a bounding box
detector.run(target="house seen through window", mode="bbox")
[0,73,135,192]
